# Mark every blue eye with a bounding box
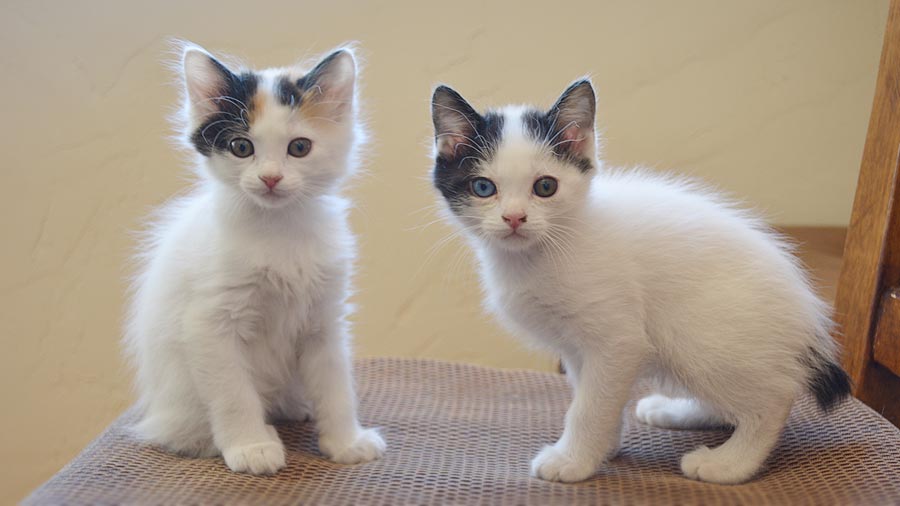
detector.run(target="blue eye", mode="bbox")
[533,176,558,197]
[470,177,497,198]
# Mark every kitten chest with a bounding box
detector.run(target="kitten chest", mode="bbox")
[485,259,585,346]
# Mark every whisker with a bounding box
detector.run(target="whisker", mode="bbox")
[200,118,240,139]
[548,135,586,152]
[211,95,249,110]
[412,223,480,282]
[299,115,341,125]
[548,227,580,267]
[544,119,577,148]
[431,103,487,151]
[543,108,563,143]
[443,241,476,285]
[435,132,489,158]
[209,125,244,149]
[406,213,483,232]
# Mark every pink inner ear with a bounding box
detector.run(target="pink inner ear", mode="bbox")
[439,134,468,157]
[560,125,586,153]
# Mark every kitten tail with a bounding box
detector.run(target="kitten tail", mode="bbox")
[805,345,852,412]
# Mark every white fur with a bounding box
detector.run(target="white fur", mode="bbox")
[435,98,838,484]
[124,44,384,475]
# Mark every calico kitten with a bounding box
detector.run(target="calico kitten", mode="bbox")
[429,80,849,484]
[125,43,385,475]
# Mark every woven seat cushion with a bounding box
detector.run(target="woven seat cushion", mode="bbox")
[25,358,900,505]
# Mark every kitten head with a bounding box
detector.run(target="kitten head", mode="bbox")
[178,42,359,209]
[430,80,597,252]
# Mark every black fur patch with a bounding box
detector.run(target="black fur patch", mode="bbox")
[432,111,505,213]
[276,50,344,108]
[276,76,303,108]
[190,59,258,157]
[803,347,852,412]
[522,108,593,173]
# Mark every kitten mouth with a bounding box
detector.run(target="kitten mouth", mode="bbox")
[503,231,528,240]
[260,189,285,199]
[253,189,291,205]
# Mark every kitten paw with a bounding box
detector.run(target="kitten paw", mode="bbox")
[636,394,721,430]
[320,428,386,464]
[681,446,758,484]
[222,439,286,475]
[530,445,596,483]
[636,394,685,428]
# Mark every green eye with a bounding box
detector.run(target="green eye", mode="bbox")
[471,177,497,198]
[288,137,312,158]
[533,176,558,198]
[229,138,254,158]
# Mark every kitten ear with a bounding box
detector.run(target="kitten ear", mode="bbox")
[432,85,481,158]
[182,46,235,119]
[297,49,357,117]
[547,79,596,157]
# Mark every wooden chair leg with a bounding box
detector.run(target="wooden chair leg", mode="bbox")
[833,0,900,426]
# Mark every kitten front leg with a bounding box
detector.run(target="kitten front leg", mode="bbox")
[184,317,285,475]
[532,347,642,483]
[560,351,628,457]
[298,327,385,464]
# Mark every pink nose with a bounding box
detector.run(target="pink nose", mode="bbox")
[259,175,283,189]
[502,212,527,230]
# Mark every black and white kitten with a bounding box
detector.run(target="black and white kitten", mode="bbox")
[429,80,849,484]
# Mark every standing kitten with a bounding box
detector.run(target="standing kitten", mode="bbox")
[429,80,850,484]
[125,43,385,475]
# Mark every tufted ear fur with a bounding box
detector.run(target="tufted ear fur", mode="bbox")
[294,49,357,118]
[182,46,241,120]
[432,85,481,159]
[546,79,596,157]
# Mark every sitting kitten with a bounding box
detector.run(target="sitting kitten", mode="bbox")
[125,43,385,475]
[429,80,850,484]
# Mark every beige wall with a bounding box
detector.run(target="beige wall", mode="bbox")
[1,0,887,501]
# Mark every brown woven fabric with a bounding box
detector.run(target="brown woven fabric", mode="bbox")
[25,358,900,505]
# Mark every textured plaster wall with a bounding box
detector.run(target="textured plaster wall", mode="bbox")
[0,0,887,502]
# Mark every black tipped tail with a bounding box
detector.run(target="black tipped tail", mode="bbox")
[805,349,852,412]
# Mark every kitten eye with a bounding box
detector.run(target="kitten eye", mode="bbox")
[533,176,558,198]
[470,177,497,198]
[287,138,313,158]
[229,138,254,158]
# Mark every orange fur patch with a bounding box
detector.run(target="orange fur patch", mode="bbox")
[296,88,349,128]
[248,91,266,125]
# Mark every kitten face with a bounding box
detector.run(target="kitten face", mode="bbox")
[182,45,357,209]
[431,81,597,252]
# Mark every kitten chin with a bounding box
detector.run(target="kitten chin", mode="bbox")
[430,80,849,485]
[124,42,384,476]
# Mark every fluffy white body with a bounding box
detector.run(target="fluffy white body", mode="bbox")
[125,44,384,475]
[480,167,829,484]
[430,82,847,484]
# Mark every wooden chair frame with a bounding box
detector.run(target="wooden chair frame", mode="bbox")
[834,0,900,426]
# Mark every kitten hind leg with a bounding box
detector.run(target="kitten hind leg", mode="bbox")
[680,401,790,484]
[635,394,727,430]
[135,406,217,458]
[133,362,217,458]
[270,378,313,423]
